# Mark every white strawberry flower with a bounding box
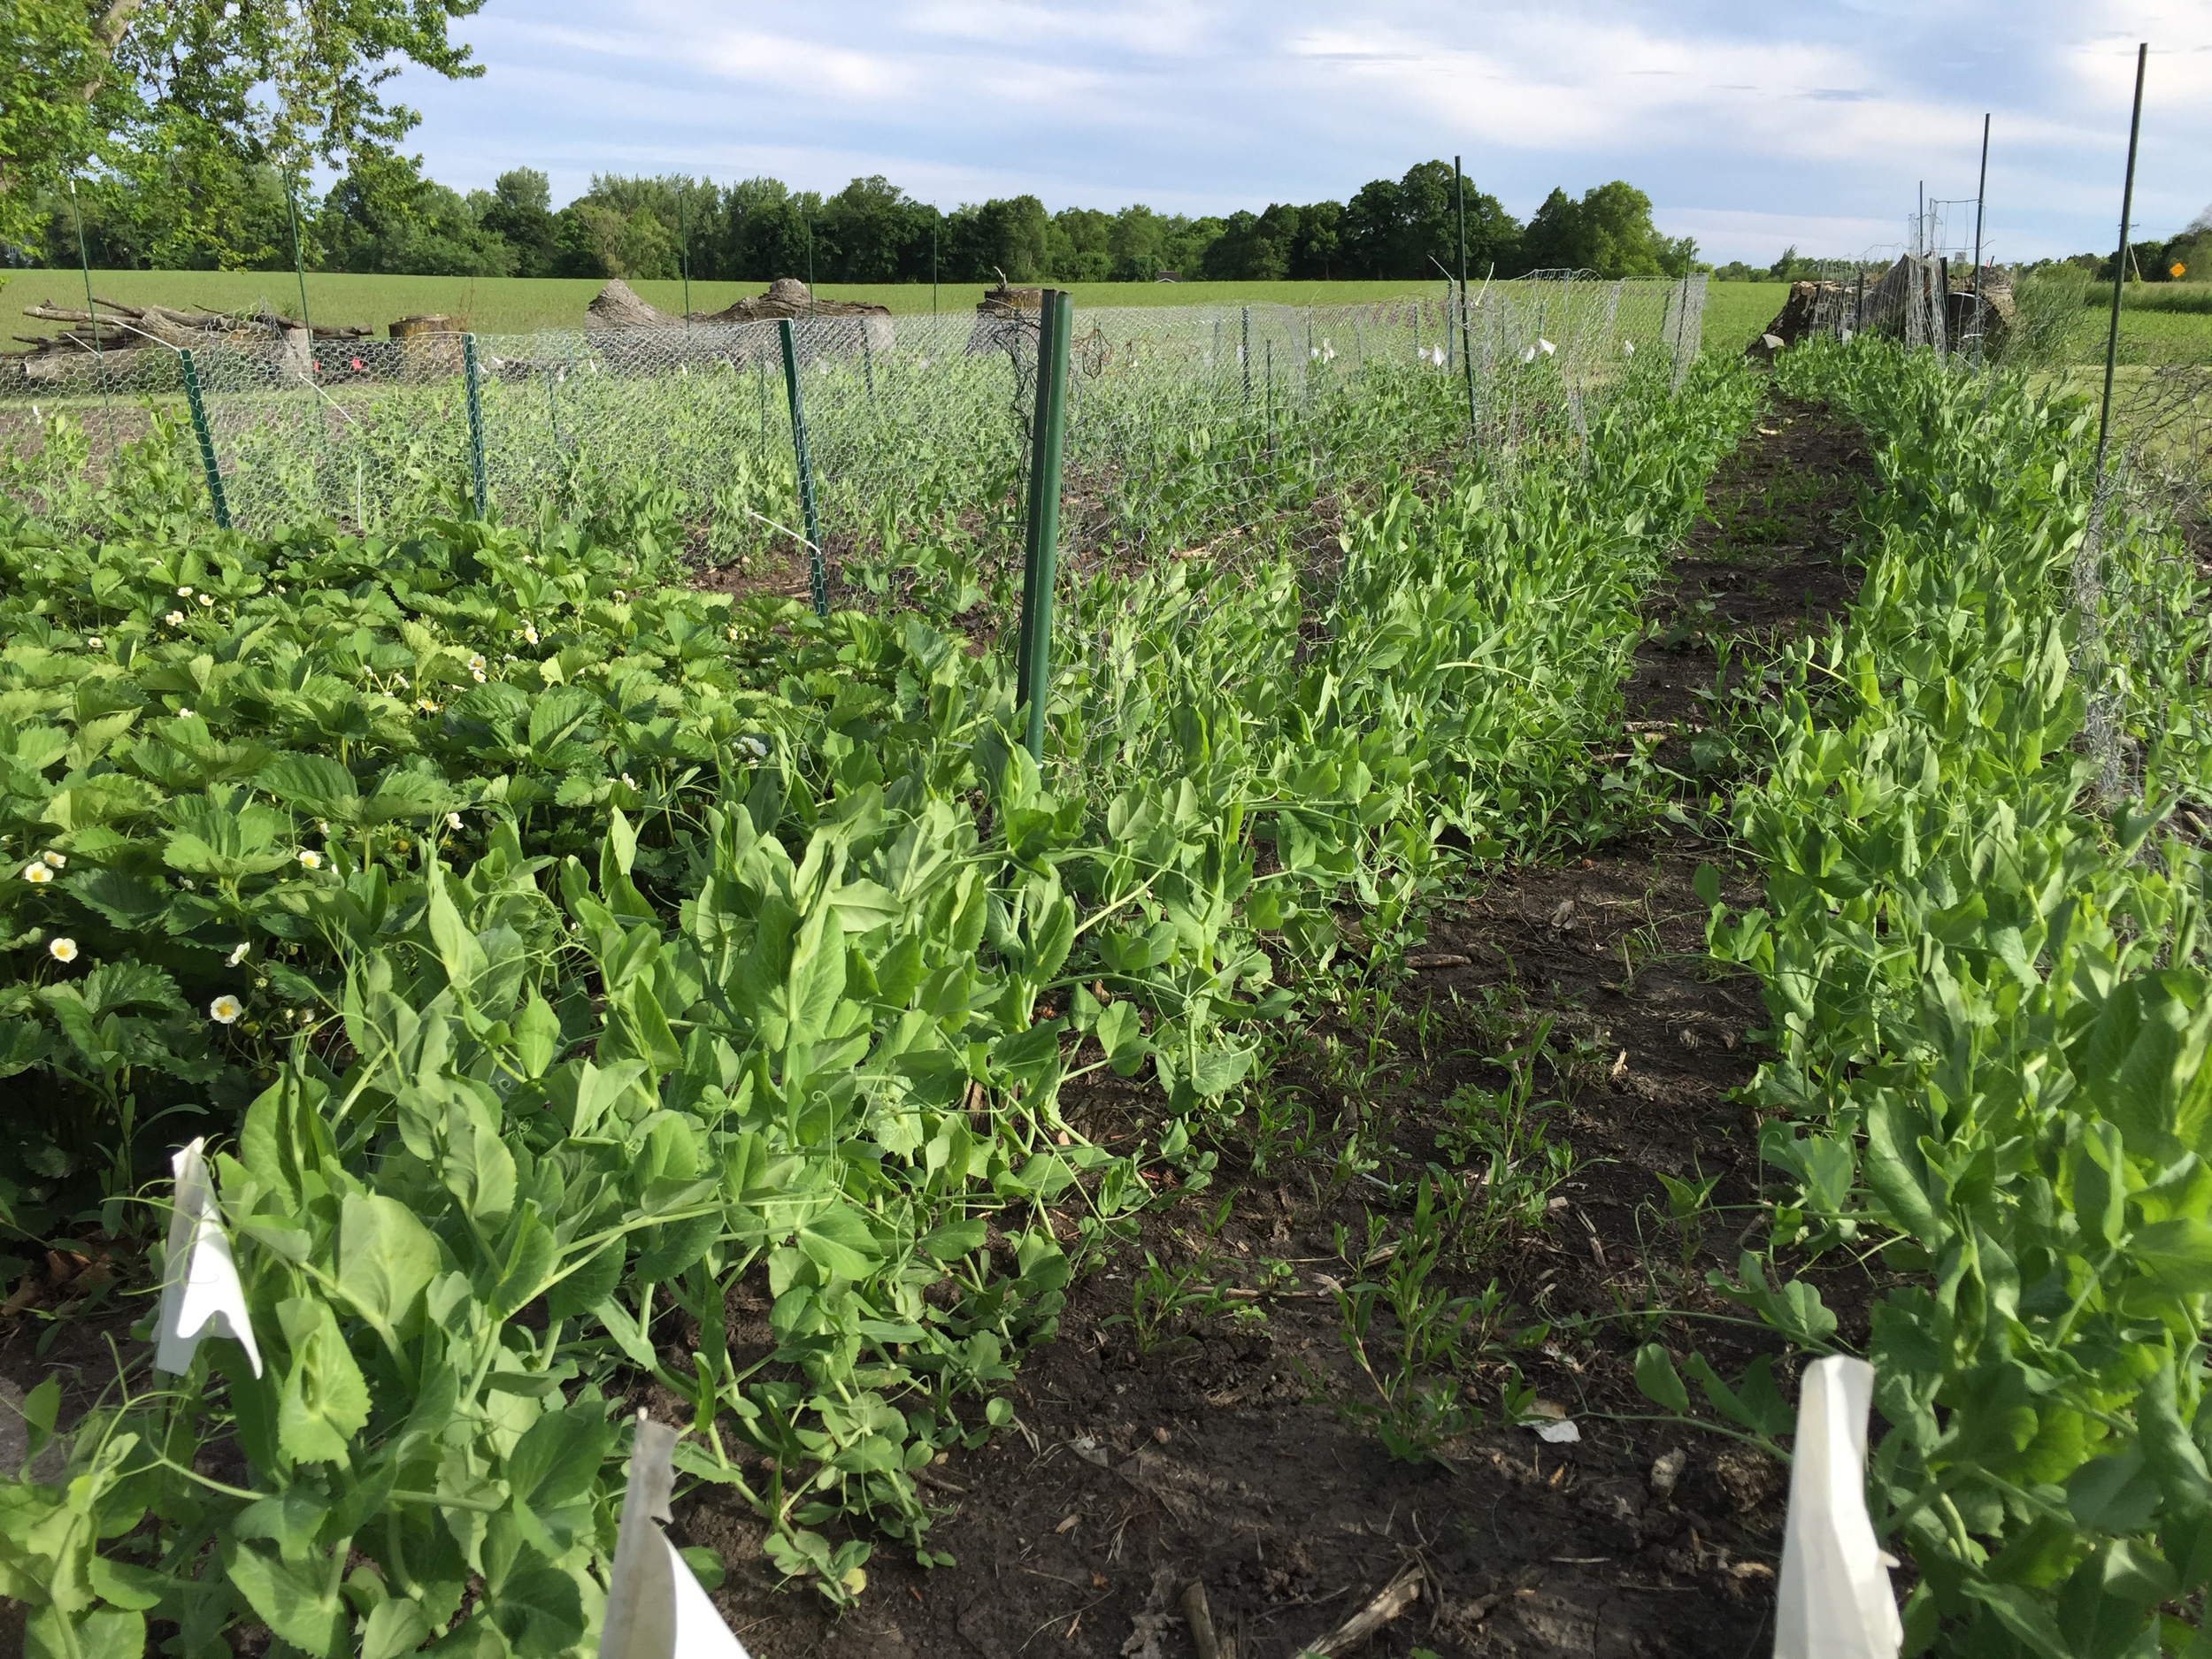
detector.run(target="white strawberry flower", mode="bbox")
[22,863,52,884]
[297,849,322,869]
[175,707,194,719]
[42,851,64,869]
[177,585,193,597]
[208,995,243,1025]
[621,773,637,790]
[198,594,214,607]
[165,611,186,626]
[49,937,78,964]
[523,624,540,645]
[446,811,463,830]
[85,635,102,649]
[227,941,250,967]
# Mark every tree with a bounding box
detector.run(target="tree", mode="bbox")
[820,175,926,281]
[1105,206,1170,280]
[321,150,510,276]
[1288,201,1341,280]
[1520,180,1679,278]
[4,0,486,259]
[1340,180,1399,278]
[479,168,557,277]
[941,196,1049,283]
[1048,206,1112,282]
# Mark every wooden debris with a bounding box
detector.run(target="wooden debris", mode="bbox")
[6,294,365,380]
[1297,1564,1421,1657]
[1183,1580,1233,1659]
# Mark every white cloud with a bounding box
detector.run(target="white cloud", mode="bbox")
[390,0,2212,261]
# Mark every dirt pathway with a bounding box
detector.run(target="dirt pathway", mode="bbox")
[680,397,1880,1658]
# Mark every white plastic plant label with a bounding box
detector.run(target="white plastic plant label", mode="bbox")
[600,1413,752,1659]
[1774,1356,1901,1659]
[152,1137,263,1378]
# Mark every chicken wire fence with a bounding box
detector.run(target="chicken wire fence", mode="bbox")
[0,276,1706,589]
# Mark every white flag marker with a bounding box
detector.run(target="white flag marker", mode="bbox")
[601,1413,752,1659]
[1775,1356,1901,1659]
[152,1137,262,1378]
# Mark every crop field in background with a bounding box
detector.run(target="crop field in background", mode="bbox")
[3,270,1485,336]
[4,252,2212,1659]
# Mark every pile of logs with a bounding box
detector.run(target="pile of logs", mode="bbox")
[8,296,369,380]
[585,278,895,352]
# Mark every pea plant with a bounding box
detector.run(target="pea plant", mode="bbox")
[1655,338,2212,1656]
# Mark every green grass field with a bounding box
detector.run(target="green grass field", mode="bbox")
[15,268,2200,362]
[3,270,1471,338]
[1701,281,1788,353]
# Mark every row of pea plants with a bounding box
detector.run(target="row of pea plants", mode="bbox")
[1671,337,2212,1655]
[0,353,1756,1657]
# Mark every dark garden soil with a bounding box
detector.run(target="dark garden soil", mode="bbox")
[0,396,1881,1659]
[657,395,1886,1658]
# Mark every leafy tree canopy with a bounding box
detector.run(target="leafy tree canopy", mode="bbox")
[4,0,485,256]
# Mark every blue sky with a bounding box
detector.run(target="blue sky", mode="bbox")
[390,1,2212,265]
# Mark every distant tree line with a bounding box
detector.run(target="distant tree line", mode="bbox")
[11,153,1700,284]
[1709,213,2212,287]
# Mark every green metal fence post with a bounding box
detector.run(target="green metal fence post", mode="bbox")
[179,349,232,529]
[779,318,829,616]
[463,333,488,518]
[1240,306,1252,404]
[1014,289,1071,762]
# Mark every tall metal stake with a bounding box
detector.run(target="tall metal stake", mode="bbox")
[779,318,828,615]
[1014,289,1071,762]
[679,185,693,328]
[462,334,488,518]
[2095,42,2148,485]
[932,221,940,316]
[1240,307,1251,404]
[1454,155,1477,438]
[67,177,119,457]
[180,349,231,528]
[1970,114,1990,366]
[286,180,315,342]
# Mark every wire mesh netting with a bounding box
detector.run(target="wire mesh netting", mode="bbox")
[0,277,1706,585]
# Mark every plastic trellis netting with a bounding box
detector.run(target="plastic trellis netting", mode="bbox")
[0,277,1704,579]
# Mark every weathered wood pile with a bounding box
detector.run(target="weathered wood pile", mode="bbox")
[585,278,894,352]
[1747,258,2016,358]
[7,296,369,380]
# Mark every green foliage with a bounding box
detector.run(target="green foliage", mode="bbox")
[1521,180,1698,280]
[1699,337,2212,1654]
[0,336,1757,1650]
[7,0,485,263]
